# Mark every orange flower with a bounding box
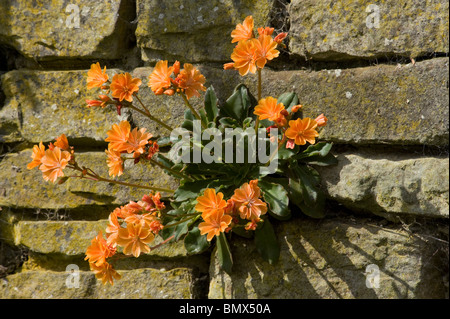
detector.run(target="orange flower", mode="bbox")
[245,218,262,231]
[86,99,103,108]
[223,62,235,70]
[173,60,181,75]
[105,120,131,152]
[105,210,120,246]
[231,180,267,220]
[274,32,288,44]
[54,134,69,151]
[254,34,279,69]
[146,141,159,160]
[110,73,142,102]
[140,192,165,212]
[148,60,173,95]
[87,62,109,90]
[90,262,121,286]
[285,118,319,146]
[254,97,285,122]
[195,188,228,218]
[124,210,158,228]
[176,63,206,99]
[116,223,155,258]
[114,206,132,219]
[315,114,328,127]
[27,142,46,170]
[231,15,254,43]
[291,104,302,113]
[148,220,164,235]
[39,147,71,183]
[86,95,111,108]
[85,231,116,267]
[123,127,152,155]
[257,27,274,36]
[230,38,258,76]
[105,145,124,177]
[198,210,232,241]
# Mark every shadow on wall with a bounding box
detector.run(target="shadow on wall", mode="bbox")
[210,215,446,299]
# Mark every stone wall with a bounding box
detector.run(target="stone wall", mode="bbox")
[0,0,448,299]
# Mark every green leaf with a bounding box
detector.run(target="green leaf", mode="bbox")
[296,191,326,219]
[258,180,291,220]
[301,153,338,166]
[296,142,333,160]
[277,92,298,110]
[219,117,240,128]
[254,218,280,264]
[174,179,214,202]
[277,92,301,120]
[220,84,251,123]
[184,225,210,255]
[153,154,175,169]
[159,212,191,241]
[231,226,254,238]
[293,165,319,205]
[204,86,219,123]
[216,232,233,274]
[156,136,172,147]
[291,165,326,218]
[199,109,209,127]
[287,177,304,208]
[277,145,298,160]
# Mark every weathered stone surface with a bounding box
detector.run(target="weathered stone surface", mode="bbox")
[209,216,447,299]
[317,152,449,220]
[0,0,135,61]
[0,268,195,298]
[200,57,449,146]
[288,0,449,60]
[0,69,125,145]
[7,220,187,257]
[136,0,275,63]
[0,149,177,210]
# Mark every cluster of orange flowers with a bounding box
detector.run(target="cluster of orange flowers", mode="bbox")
[148,60,206,100]
[104,120,159,177]
[86,62,143,116]
[254,96,328,148]
[85,192,165,285]
[224,16,287,76]
[27,134,74,183]
[196,180,268,241]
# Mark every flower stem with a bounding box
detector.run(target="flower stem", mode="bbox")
[67,165,175,194]
[254,68,262,134]
[265,136,287,167]
[132,95,174,132]
[180,93,207,129]
[149,235,175,250]
[164,215,198,228]
[94,175,176,194]
[149,158,193,181]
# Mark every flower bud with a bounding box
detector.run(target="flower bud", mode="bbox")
[291,104,302,113]
[173,60,180,75]
[286,139,295,149]
[315,113,328,127]
[274,32,288,44]
[86,99,102,108]
[257,27,274,36]
[163,89,175,96]
[223,62,235,70]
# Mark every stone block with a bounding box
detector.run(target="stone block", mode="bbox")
[288,0,449,60]
[209,216,447,299]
